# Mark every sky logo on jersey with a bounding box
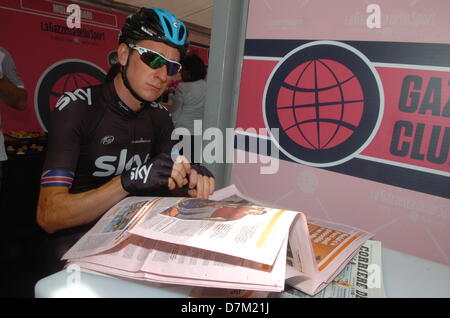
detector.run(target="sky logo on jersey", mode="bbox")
[130,164,153,184]
[264,41,384,167]
[93,149,150,177]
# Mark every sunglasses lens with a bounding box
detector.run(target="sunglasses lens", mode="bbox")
[166,63,180,76]
[139,49,181,76]
[141,52,180,76]
[142,52,166,69]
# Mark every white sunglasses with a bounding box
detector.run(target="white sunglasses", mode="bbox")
[128,44,182,76]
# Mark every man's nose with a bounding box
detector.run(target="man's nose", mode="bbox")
[154,65,168,82]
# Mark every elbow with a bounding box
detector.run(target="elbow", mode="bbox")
[17,92,27,111]
[36,206,57,234]
[17,101,27,111]
[11,88,27,111]
[7,96,27,111]
[37,214,56,234]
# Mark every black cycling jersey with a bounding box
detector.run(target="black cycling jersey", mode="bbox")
[42,80,177,268]
[43,80,176,194]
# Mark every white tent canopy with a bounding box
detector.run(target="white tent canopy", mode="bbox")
[79,0,213,29]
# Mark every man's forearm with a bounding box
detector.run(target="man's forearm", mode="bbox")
[0,76,27,110]
[37,176,129,233]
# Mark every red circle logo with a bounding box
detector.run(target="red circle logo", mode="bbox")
[264,41,384,167]
[276,59,364,150]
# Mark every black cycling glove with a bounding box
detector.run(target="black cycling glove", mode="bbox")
[121,153,174,194]
[190,164,215,178]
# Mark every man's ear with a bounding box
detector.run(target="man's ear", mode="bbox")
[117,43,130,66]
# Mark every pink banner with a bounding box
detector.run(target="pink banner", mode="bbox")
[231,154,450,265]
[237,58,450,175]
[0,0,126,133]
[233,0,450,265]
[247,0,450,44]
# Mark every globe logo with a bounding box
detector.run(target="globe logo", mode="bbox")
[264,41,384,167]
[276,58,364,150]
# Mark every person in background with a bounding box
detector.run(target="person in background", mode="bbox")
[163,54,207,163]
[0,47,27,191]
[36,8,215,268]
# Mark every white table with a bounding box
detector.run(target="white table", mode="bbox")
[382,248,450,297]
[35,248,450,298]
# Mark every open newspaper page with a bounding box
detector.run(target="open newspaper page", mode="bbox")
[279,240,385,298]
[211,185,373,296]
[128,197,299,265]
[63,196,166,260]
[63,193,297,291]
[67,233,289,291]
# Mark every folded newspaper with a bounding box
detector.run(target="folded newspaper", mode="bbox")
[279,240,385,298]
[62,185,373,295]
[187,240,385,298]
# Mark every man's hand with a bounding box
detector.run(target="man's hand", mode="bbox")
[121,153,175,194]
[168,155,191,190]
[186,164,215,199]
[121,153,192,195]
[121,151,214,198]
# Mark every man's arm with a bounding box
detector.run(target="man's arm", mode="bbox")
[36,176,128,233]
[0,75,27,111]
[37,156,190,233]
[0,48,27,110]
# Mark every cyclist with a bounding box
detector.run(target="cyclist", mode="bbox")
[36,8,215,262]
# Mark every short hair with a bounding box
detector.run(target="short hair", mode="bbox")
[181,54,207,82]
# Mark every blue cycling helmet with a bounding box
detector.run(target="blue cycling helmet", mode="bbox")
[119,7,189,55]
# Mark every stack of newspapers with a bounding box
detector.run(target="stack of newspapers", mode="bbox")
[63,185,375,296]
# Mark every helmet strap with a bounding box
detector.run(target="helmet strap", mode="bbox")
[120,57,148,105]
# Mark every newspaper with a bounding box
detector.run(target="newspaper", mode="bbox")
[63,185,373,295]
[74,239,384,299]
[210,185,374,295]
[277,240,385,298]
[64,196,293,292]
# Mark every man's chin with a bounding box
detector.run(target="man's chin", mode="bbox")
[139,93,160,103]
